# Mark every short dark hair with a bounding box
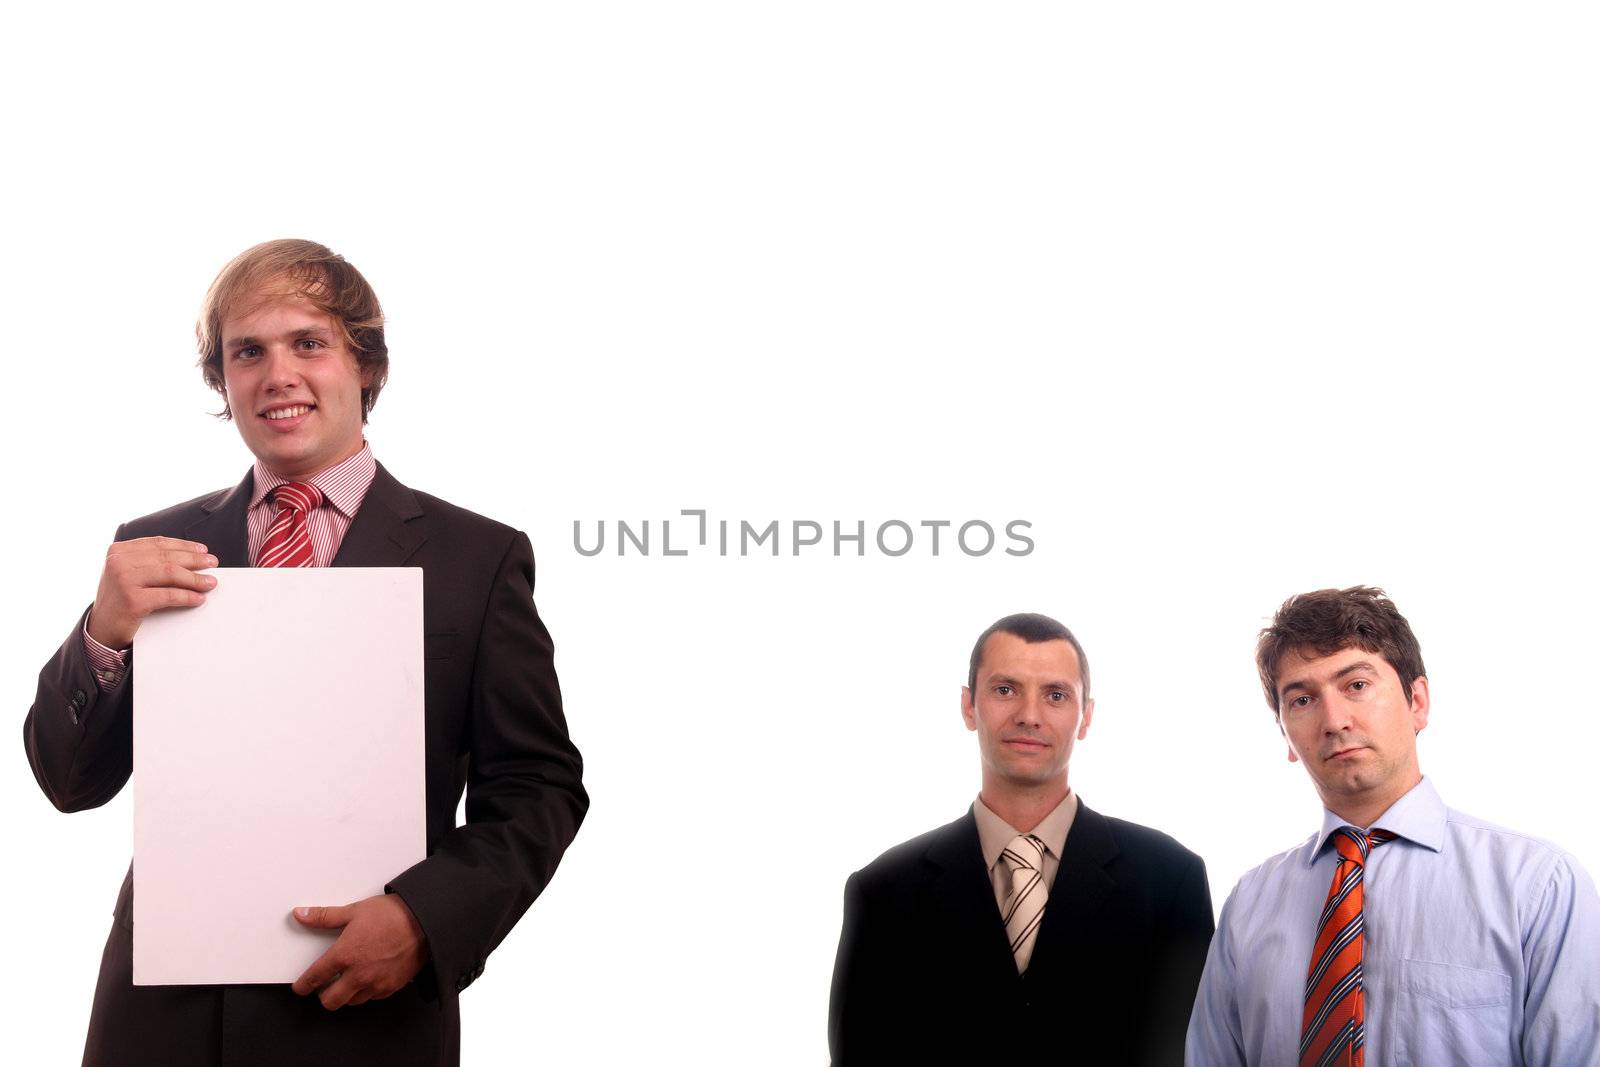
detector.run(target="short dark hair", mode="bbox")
[967,613,1090,704]
[197,239,389,421]
[1255,586,1427,717]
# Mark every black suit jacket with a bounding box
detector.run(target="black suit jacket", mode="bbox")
[23,464,588,1067]
[829,801,1213,1066]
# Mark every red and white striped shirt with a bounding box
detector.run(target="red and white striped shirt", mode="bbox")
[84,443,379,686]
[244,443,377,566]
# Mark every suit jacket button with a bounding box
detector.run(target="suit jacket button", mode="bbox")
[72,689,88,709]
[68,706,80,726]
[457,974,471,992]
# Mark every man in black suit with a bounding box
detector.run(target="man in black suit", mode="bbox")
[23,239,587,1066]
[828,613,1213,1065]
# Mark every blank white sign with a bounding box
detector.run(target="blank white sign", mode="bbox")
[132,567,426,985]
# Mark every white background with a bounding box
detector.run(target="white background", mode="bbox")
[3,3,1597,1064]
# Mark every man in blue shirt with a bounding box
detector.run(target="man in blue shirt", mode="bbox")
[1186,586,1600,1067]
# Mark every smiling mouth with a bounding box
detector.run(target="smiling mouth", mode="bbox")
[262,404,314,420]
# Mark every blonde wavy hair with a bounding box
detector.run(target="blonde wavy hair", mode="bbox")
[196,239,388,421]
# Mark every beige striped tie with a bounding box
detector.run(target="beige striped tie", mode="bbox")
[1001,833,1047,973]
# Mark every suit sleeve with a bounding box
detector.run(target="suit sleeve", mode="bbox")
[386,531,588,1006]
[23,527,135,813]
[829,870,889,1067]
[1137,849,1214,1065]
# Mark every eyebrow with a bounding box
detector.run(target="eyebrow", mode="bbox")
[1278,660,1379,699]
[226,326,336,350]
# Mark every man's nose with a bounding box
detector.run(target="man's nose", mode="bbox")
[1014,695,1046,726]
[261,347,302,389]
[1319,692,1355,734]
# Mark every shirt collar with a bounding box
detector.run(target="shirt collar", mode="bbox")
[249,442,377,520]
[974,790,1079,872]
[1307,775,1447,864]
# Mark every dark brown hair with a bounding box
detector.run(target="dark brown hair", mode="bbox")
[196,239,388,420]
[967,613,1090,705]
[1256,586,1426,717]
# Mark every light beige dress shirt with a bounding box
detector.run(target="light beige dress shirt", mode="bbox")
[973,791,1079,915]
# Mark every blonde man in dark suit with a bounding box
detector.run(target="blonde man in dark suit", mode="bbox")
[24,240,587,1066]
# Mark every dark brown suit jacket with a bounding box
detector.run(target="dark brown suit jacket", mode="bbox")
[23,464,588,1067]
[828,802,1214,1066]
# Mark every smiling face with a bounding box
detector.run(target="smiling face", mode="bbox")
[961,632,1094,801]
[1275,644,1430,825]
[221,291,370,480]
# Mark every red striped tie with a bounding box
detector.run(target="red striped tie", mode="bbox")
[254,482,323,568]
[1300,826,1397,1067]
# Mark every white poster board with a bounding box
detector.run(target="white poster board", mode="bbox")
[132,567,426,985]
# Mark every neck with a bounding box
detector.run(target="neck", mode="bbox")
[260,439,365,483]
[1323,770,1423,830]
[980,778,1069,834]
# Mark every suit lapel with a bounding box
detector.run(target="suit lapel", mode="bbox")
[182,471,253,567]
[1026,799,1118,983]
[330,462,427,567]
[924,810,1021,989]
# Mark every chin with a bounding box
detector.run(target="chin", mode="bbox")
[1004,766,1061,787]
[1325,774,1373,797]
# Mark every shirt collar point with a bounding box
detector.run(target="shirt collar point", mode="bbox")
[250,444,376,515]
[1308,777,1447,859]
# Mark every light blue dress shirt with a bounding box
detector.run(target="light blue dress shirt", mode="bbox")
[1186,777,1600,1066]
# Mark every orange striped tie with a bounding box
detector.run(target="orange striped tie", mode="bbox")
[254,482,322,568]
[1300,826,1396,1067]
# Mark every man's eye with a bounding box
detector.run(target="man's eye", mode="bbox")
[995,685,1013,697]
[1350,680,1368,692]
[1047,691,1066,702]
[1290,695,1311,708]
[296,338,324,350]
[234,347,261,360]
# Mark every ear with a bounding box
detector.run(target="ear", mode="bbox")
[1077,696,1094,740]
[1280,717,1299,763]
[960,686,977,732]
[1409,675,1430,735]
